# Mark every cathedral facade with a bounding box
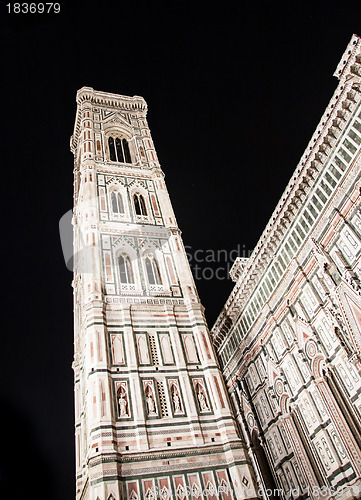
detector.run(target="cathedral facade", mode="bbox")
[71,35,361,499]
[212,34,361,499]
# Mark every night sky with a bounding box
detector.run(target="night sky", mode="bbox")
[1,1,361,498]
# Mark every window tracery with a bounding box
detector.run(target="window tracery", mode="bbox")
[108,136,131,163]
[118,254,134,284]
[145,255,162,285]
[134,193,147,216]
[111,192,125,214]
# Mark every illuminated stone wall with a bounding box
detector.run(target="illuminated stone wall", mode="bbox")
[212,34,361,499]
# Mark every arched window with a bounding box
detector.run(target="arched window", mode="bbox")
[108,137,131,163]
[118,254,134,284]
[145,255,162,285]
[111,192,124,214]
[134,193,147,216]
[115,138,124,162]
[108,137,116,161]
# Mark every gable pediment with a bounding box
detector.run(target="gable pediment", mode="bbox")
[103,111,131,128]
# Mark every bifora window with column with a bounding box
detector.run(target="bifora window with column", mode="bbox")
[108,136,132,163]
[111,192,125,214]
[118,254,134,284]
[145,254,162,286]
[118,253,136,292]
[133,193,147,216]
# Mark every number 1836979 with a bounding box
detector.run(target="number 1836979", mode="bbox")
[6,3,61,13]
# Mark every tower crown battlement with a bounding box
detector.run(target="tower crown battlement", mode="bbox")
[76,86,148,111]
[71,88,148,155]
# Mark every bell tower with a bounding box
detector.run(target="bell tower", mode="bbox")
[70,87,258,500]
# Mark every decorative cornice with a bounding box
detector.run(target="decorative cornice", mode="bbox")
[229,257,249,282]
[87,441,245,471]
[211,34,361,346]
[334,34,361,81]
[76,86,147,112]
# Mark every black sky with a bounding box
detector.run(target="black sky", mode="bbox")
[1,1,361,498]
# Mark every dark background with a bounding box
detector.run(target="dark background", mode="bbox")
[1,1,361,498]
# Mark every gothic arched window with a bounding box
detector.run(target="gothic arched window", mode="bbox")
[111,192,124,214]
[145,255,162,285]
[108,137,131,163]
[118,254,134,284]
[134,193,147,216]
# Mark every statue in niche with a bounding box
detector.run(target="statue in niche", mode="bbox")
[171,386,182,413]
[118,391,128,416]
[145,388,156,415]
[197,386,208,411]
